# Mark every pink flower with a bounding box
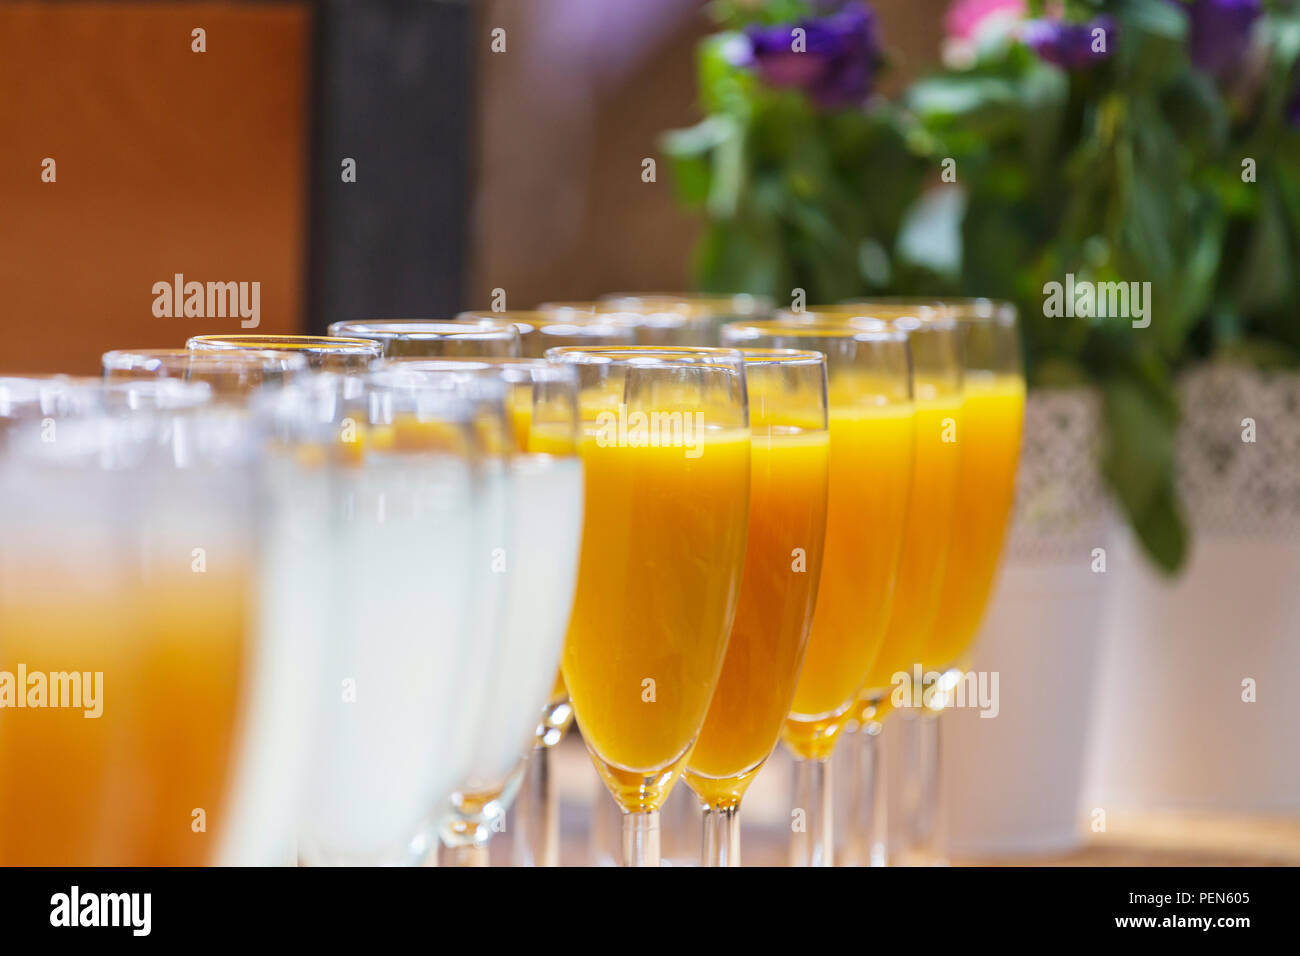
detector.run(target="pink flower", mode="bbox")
[945,0,1026,43]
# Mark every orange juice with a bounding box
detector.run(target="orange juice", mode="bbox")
[862,395,964,699]
[561,426,750,811]
[685,430,829,807]
[923,375,1024,670]
[782,405,913,759]
[0,569,249,865]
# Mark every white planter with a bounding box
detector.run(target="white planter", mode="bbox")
[1086,365,1300,814]
[941,387,1114,857]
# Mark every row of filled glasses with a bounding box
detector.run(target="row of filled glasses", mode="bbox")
[0,293,1024,867]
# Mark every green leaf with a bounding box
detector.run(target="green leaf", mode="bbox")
[1235,176,1293,314]
[660,117,733,208]
[697,33,756,117]
[1101,376,1188,573]
[707,116,747,220]
[895,186,965,281]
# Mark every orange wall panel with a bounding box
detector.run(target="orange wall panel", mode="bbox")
[0,1,310,374]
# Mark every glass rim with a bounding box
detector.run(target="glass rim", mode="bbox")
[364,364,500,390]
[102,377,215,408]
[0,375,96,416]
[773,310,958,333]
[733,347,826,368]
[1,374,213,403]
[599,291,773,313]
[329,318,518,341]
[533,321,636,335]
[544,344,746,366]
[934,297,1019,325]
[455,315,634,340]
[187,334,382,355]
[0,372,80,388]
[832,296,946,309]
[1,376,214,413]
[374,355,577,381]
[455,310,603,327]
[834,297,1018,325]
[103,347,310,371]
[379,355,552,369]
[722,319,908,344]
[532,301,600,317]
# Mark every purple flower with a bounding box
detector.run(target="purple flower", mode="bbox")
[742,3,882,110]
[1184,0,1261,81]
[1022,15,1116,70]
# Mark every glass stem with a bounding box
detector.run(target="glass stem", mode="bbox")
[441,842,489,867]
[701,803,741,867]
[789,755,833,866]
[858,715,889,867]
[513,742,558,867]
[620,809,661,867]
[908,707,948,865]
[437,813,491,867]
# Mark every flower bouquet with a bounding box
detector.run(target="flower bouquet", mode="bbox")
[664,0,1300,571]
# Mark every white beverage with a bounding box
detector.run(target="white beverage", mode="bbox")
[221,452,331,865]
[449,454,583,821]
[298,451,492,865]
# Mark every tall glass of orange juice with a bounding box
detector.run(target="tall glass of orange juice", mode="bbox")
[682,348,829,866]
[907,300,1024,865]
[720,321,914,866]
[921,302,1024,672]
[546,346,751,867]
[841,310,965,866]
[0,379,259,865]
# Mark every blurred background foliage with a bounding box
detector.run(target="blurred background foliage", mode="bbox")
[664,0,1300,572]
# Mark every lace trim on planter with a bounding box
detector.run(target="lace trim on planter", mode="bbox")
[1177,364,1300,537]
[1004,388,1112,563]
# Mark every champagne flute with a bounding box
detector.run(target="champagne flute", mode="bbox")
[682,348,830,866]
[778,306,965,866]
[546,346,751,867]
[327,318,521,358]
[720,320,914,867]
[843,309,964,868]
[180,334,380,863]
[907,299,1024,865]
[271,368,510,865]
[523,312,736,865]
[410,320,629,866]
[187,334,381,372]
[373,357,585,867]
[0,378,260,864]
